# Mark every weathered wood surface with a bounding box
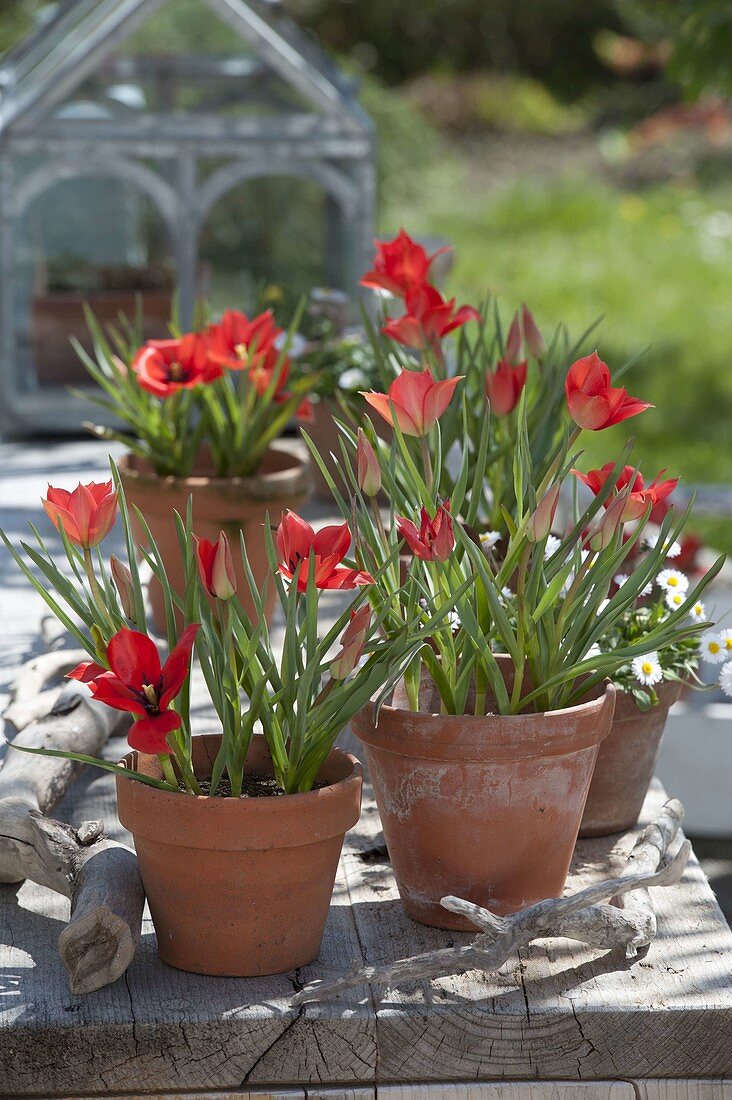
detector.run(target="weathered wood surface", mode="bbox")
[2,441,732,1095]
[0,769,731,1096]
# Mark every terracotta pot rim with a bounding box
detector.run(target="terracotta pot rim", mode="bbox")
[116,734,362,850]
[611,677,683,719]
[352,681,616,762]
[118,440,309,496]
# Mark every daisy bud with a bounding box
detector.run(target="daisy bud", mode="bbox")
[521,303,545,359]
[526,483,561,543]
[357,429,381,497]
[110,555,135,619]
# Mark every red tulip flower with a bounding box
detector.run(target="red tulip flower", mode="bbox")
[485,358,528,416]
[194,532,236,600]
[360,229,449,298]
[573,464,678,523]
[42,480,118,549]
[207,309,281,371]
[207,310,312,420]
[396,501,454,562]
[276,511,374,592]
[362,367,462,437]
[330,604,371,679]
[68,626,200,755]
[134,333,222,398]
[565,352,652,431]
[382,284,479,353]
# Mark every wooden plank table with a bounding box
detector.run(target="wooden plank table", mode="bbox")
[2,440,732,1097]
[0,756,731,1098]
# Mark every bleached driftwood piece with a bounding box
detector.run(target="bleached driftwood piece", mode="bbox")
[0,687,144,994]
[292,799,689,1006]
[2,648,86,732]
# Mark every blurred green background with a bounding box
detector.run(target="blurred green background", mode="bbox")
[3,0,732,548]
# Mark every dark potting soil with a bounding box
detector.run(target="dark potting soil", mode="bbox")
[180,774,328,798]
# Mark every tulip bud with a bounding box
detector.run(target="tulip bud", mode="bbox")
[357,428,381,496]
[505,311,524,366]
[195,532,237,600]
[110,555,136,619]
[526,483,561,543]
[521,303,545,359]
[588,489,628,551]
[330,605,371,679]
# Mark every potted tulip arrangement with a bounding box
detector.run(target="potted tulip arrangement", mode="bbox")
[307,235,722,929]
[75,305,315,632]
[0,470,460,976]
[572,466,716,835]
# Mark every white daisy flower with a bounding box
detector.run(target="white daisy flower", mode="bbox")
[499,586,514,604]
[544,535,561,559]
[613,573,629,588]
[643,526,661,551]
[719,628,732,657]
[596,599,610,616]
[665,590,686,611]
[720,662,732,698]
[479,530,501,549]
[702,632,726,664]
[448,610,462,631]
[640,580,653,596]
[689,601,707,623]
[632,652,664,687]
[585,643,602,661]
[644,530,681,558]
[656,569,689,594]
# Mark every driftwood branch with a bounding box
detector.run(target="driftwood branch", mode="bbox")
[292,799,689,1006]
[2,649,87,732]
[0,681,144,994]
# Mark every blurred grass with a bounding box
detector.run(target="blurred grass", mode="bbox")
[382,154,732,488]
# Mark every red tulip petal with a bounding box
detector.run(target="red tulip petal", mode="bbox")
[67,660,107,683]
[320,566,375,590]
[43,485,72,509]
[422,375,462,427]
[567,392,614,430]
[127,710,182,755]
[313,521,351,563]
[89,673,147,716]
[194,535,217,594]
[42,498,82,543]
[159,623,200,708]
[277,510,315,571]
[87,490,118,547]
[107,629,162,691]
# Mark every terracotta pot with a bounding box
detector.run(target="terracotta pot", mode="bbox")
[116,734,362,976]
[352,663,616,930]
[31,289,173,386]
[579,679,682,838]
[119,442,309,633]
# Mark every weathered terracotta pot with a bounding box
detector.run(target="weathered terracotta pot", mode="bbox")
[119,442,309,633]
[116,734,362,976]
[352,663,616,930]
[579,679,682,838]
